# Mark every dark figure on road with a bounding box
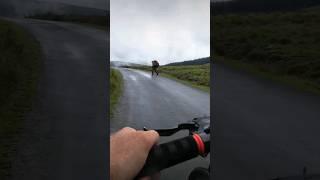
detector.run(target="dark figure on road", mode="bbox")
[152,60,160,76]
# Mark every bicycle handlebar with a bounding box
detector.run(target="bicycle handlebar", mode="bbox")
[136,133,210,178]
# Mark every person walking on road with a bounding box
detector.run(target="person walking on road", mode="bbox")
[152,60,160,76]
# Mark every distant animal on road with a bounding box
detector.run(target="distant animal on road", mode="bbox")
[152,60,160,76]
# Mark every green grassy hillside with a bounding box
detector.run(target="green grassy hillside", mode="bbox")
[213,7,320,94]
[0,19,41,178]
[166,57,210,66]
[131,64,210,92]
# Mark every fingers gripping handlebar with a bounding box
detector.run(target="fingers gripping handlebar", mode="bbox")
[136,117,210,178]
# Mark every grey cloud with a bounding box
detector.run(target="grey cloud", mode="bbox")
[111,0,210,65]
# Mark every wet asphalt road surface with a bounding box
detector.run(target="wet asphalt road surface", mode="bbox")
[213,64,320,180]
[9,19,108,180]
[111,68,210,180]
[8,17,320,180]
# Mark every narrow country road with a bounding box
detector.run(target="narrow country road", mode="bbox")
[9,18,108,180]
[111,68,210,180]
[213,64,320,180]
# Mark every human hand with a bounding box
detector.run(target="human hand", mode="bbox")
[110,127,160,180]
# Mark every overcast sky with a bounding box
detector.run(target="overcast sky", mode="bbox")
[110,0,210,65]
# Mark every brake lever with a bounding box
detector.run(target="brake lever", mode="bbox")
[143,122,199,136]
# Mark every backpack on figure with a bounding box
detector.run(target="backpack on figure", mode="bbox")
[152,60,159,68]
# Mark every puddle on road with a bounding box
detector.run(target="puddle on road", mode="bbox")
[134,70,153,79]
[128,74,137,81]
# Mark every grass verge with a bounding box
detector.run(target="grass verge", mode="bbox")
[110,68,123,116]
[0,19,42,178]
[131,64,210,92]
[213,7,320,95]
[215,56,320,95]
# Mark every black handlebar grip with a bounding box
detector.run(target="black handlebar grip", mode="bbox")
[136,135,199,178]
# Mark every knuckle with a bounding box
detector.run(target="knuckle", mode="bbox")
[138,132,152,149]
[122,127,135,133]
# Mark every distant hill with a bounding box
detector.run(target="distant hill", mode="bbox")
[0,0,107,17]
[25,1,107,16]
[166,57,210,66]
[213,0,320,15]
